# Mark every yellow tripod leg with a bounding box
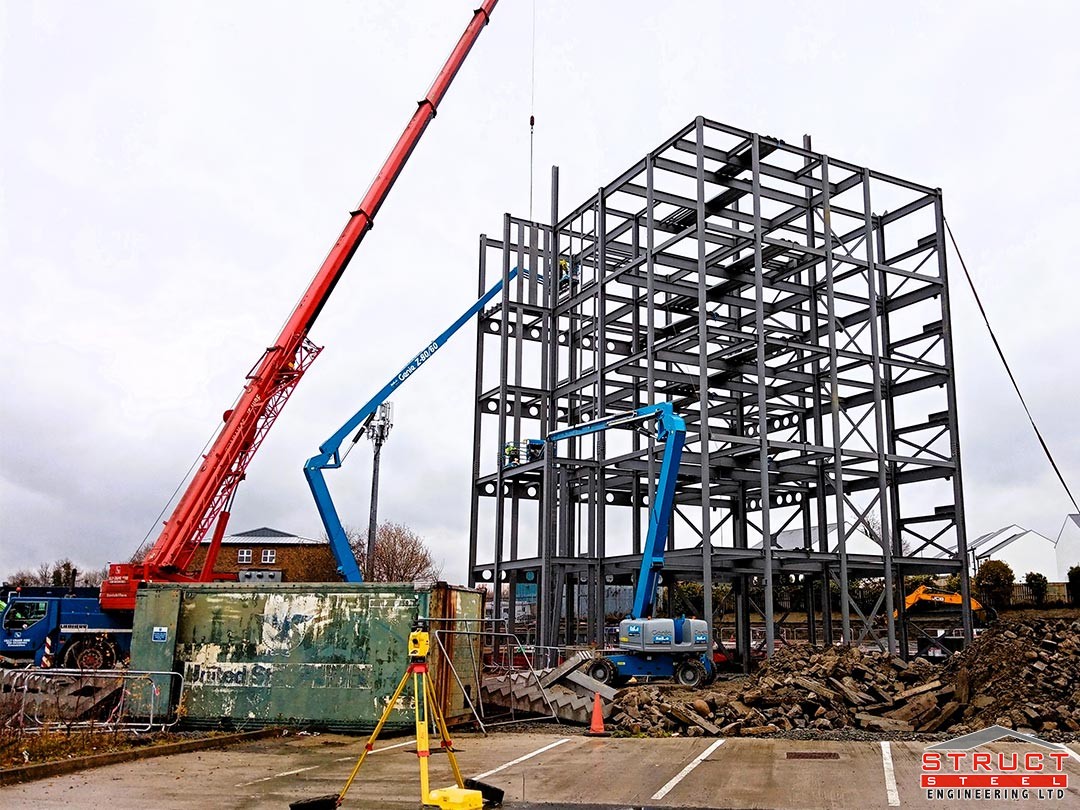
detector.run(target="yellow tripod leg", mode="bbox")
[426,672,466,789]
[337,665,413,804]
[415,669,431,804]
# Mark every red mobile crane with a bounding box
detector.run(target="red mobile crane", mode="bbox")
[99,1,499,611]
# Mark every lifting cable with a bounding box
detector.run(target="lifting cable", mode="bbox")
[133,418,229,560]
[528,0,537,221]
[944,218,1079,513]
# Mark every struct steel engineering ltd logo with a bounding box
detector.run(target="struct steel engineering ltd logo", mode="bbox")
[921,726,1071,801]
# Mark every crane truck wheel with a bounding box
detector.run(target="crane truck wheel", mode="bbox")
[586,656,618,685]
[63,637,118,670]
[674,658,707,688]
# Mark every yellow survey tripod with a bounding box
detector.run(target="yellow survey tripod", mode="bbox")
[291,621,502,809]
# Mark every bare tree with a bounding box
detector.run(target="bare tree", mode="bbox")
[6,563,54,586]
[6,568,41,586]
[346,521,442,582]
[79,566,108,587]
[4,560,108,588]
[51,558,78,588]
[861,510,912,556]
[864,511,883,544]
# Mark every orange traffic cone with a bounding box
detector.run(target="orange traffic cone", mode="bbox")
[584,692,610,737]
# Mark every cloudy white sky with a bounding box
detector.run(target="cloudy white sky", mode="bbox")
[2,1,1078,583]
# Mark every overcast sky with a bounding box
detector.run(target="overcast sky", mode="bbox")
[2,1,1079,583]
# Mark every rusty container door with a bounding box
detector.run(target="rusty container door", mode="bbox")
[426,582,485,726]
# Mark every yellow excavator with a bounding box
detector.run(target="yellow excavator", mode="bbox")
[895,585,995,658]
[895,584,994,622]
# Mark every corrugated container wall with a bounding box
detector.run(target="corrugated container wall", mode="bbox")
[129,582,483,731]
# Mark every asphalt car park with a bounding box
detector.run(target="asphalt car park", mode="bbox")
[2,731,1078,809]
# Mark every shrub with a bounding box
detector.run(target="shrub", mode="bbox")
[1069,565,1080,608]
[974,560,1015,610]
[1024,571,1049,607]
[905,574,938,590]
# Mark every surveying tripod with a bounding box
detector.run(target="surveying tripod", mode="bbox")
[292,621,501,809]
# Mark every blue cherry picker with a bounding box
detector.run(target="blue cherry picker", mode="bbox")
[536,402,715,687]
[304,269,519,580]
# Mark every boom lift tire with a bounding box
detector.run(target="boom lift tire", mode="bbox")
[674,658,707,688]
[704,663,719,686]
[587,656,618,685]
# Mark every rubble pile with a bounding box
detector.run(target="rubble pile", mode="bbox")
[944,616,1080,734]
[606,615,1080,737]
[609,645,944,737]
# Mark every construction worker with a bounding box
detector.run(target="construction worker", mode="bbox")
[503,441,518,468]
[558,258,572,292]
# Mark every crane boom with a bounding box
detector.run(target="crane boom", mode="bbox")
[305,268,519,581]
[101,0,499,611]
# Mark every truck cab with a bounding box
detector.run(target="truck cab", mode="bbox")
[1,595,55,665]
[0,587,131,668]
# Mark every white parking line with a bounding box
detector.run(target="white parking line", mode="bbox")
[334,738,415,761]
[880,741,900,807]
[469,737,573,780]
[236,776,277,787]
[237,738,416,786]
[650,739,726,801]
[439,737,573,790]
[277,766,321,777]
[237,765,320,787]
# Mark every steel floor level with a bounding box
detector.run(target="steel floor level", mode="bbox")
[2,731,1079,809]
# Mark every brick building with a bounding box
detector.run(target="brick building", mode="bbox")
[189,527,342,583]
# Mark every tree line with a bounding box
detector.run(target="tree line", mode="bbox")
[4,558,107,589]
[4,521,441,588]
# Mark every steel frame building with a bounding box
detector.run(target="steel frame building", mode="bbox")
[468,117,972,663]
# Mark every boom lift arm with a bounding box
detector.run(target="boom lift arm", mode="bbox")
[545,402,686,619]
[305,269,519,581]
[100,1,499,611]
[546,403,713,687]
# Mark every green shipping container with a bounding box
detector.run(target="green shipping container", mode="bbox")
[129,582,483,731]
